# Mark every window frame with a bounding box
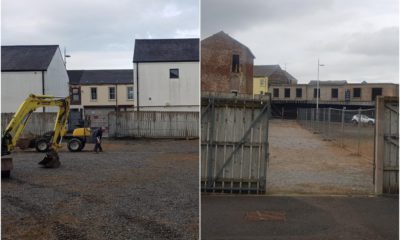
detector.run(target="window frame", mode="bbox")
[313,88,321,99]
[273,88,279,98]
[284,88,290,98]
[232,54,240,73]
[296,88,302,98]
[127,86,134,100]
[169,68,179,79]
[331,88,338,99]
[353,88,361,98]
[90,87,97,101]
[108,86,116,100]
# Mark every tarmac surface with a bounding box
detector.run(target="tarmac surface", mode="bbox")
[2,139,199,240]
[201,195,399,240]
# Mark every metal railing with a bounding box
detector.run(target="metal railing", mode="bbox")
[297,107,375,159]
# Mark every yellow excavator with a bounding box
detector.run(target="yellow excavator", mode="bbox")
[1,94,70,177]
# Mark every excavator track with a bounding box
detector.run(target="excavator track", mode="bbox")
[38,150,61,168]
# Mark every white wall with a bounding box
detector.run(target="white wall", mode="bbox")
[135,62,199,111]
[1,71,43,112]
[44,48,69,98]
[1,48,69,113]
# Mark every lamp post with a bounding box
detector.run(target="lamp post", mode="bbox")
[317,58,325,120]
[64,47,71,67]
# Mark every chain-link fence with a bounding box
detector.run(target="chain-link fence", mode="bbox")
[297,107,375,159]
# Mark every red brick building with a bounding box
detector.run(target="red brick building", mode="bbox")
[201,31,255,94]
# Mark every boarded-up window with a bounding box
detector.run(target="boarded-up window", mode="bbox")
[232,54,240,73]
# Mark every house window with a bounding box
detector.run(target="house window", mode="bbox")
[313,88,320,98]
[169,68,179,78]
[260,79,266,87]
[90,87,97,101]
[70,87,80,103]
[284,88,290,98]
[296,88,302,98]
[273,88,279,98]
[331,88,338,98]
[353,88,361,98]
[109,87,116,100]
[127,86,134,100]
[232,54,240,73]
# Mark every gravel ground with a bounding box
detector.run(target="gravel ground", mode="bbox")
[2,139,199,240]
[267,120,374,195]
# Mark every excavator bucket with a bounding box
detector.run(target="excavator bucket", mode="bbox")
[38,150,61,168]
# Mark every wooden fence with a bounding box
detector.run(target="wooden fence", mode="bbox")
[108,111,199,138]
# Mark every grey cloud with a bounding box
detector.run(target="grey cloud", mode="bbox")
[201,0,333,38]
[346,27,399,56]
[2,0,199,69]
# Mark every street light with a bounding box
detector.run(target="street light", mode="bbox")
[317,58,325,118]
[64,47,71,67]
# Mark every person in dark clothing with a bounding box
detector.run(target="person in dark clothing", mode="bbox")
[94,127,104,153]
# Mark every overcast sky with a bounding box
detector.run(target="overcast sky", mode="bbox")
[2,0,199,70]
[202,0,399,83]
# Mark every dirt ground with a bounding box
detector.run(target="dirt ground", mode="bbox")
[2,139,199,240]
[267,120,374,195]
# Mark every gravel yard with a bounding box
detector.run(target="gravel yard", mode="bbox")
[2,139,199,240]
[267,120,374,195]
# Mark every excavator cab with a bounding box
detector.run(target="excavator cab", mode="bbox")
[1,94,70,177]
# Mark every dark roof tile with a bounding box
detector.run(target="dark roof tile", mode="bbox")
[253,65,281,77]
[1,45,59,71]
[67,69,133,85]
[133,38,199,62]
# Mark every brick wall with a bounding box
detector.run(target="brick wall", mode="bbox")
[201,32,254,94]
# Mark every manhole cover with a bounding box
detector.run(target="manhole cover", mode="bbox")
[244,211,286,222]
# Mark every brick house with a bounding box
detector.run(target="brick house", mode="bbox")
[201,31,255,94]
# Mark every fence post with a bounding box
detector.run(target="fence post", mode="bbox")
[357,108,361,155]
[322,108,326,138]
[341,107,345,147]
[328,108,331,140]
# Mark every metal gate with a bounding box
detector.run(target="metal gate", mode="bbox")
[375,96,399,194]
[201,93,270,194]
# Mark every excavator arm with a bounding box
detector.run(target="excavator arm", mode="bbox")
[1,94,70,169]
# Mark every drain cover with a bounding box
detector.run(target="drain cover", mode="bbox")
[244,211,286,222]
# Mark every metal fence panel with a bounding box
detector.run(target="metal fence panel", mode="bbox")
[201,93,270,194]
[108,111,199,138]
[297,107,375,159]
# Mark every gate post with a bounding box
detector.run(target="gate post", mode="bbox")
[341,107,345,147]
[357,108,361,155]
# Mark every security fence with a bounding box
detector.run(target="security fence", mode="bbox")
[297,107,375,159]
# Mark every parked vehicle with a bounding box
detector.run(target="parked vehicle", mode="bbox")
[351,114,375,125]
